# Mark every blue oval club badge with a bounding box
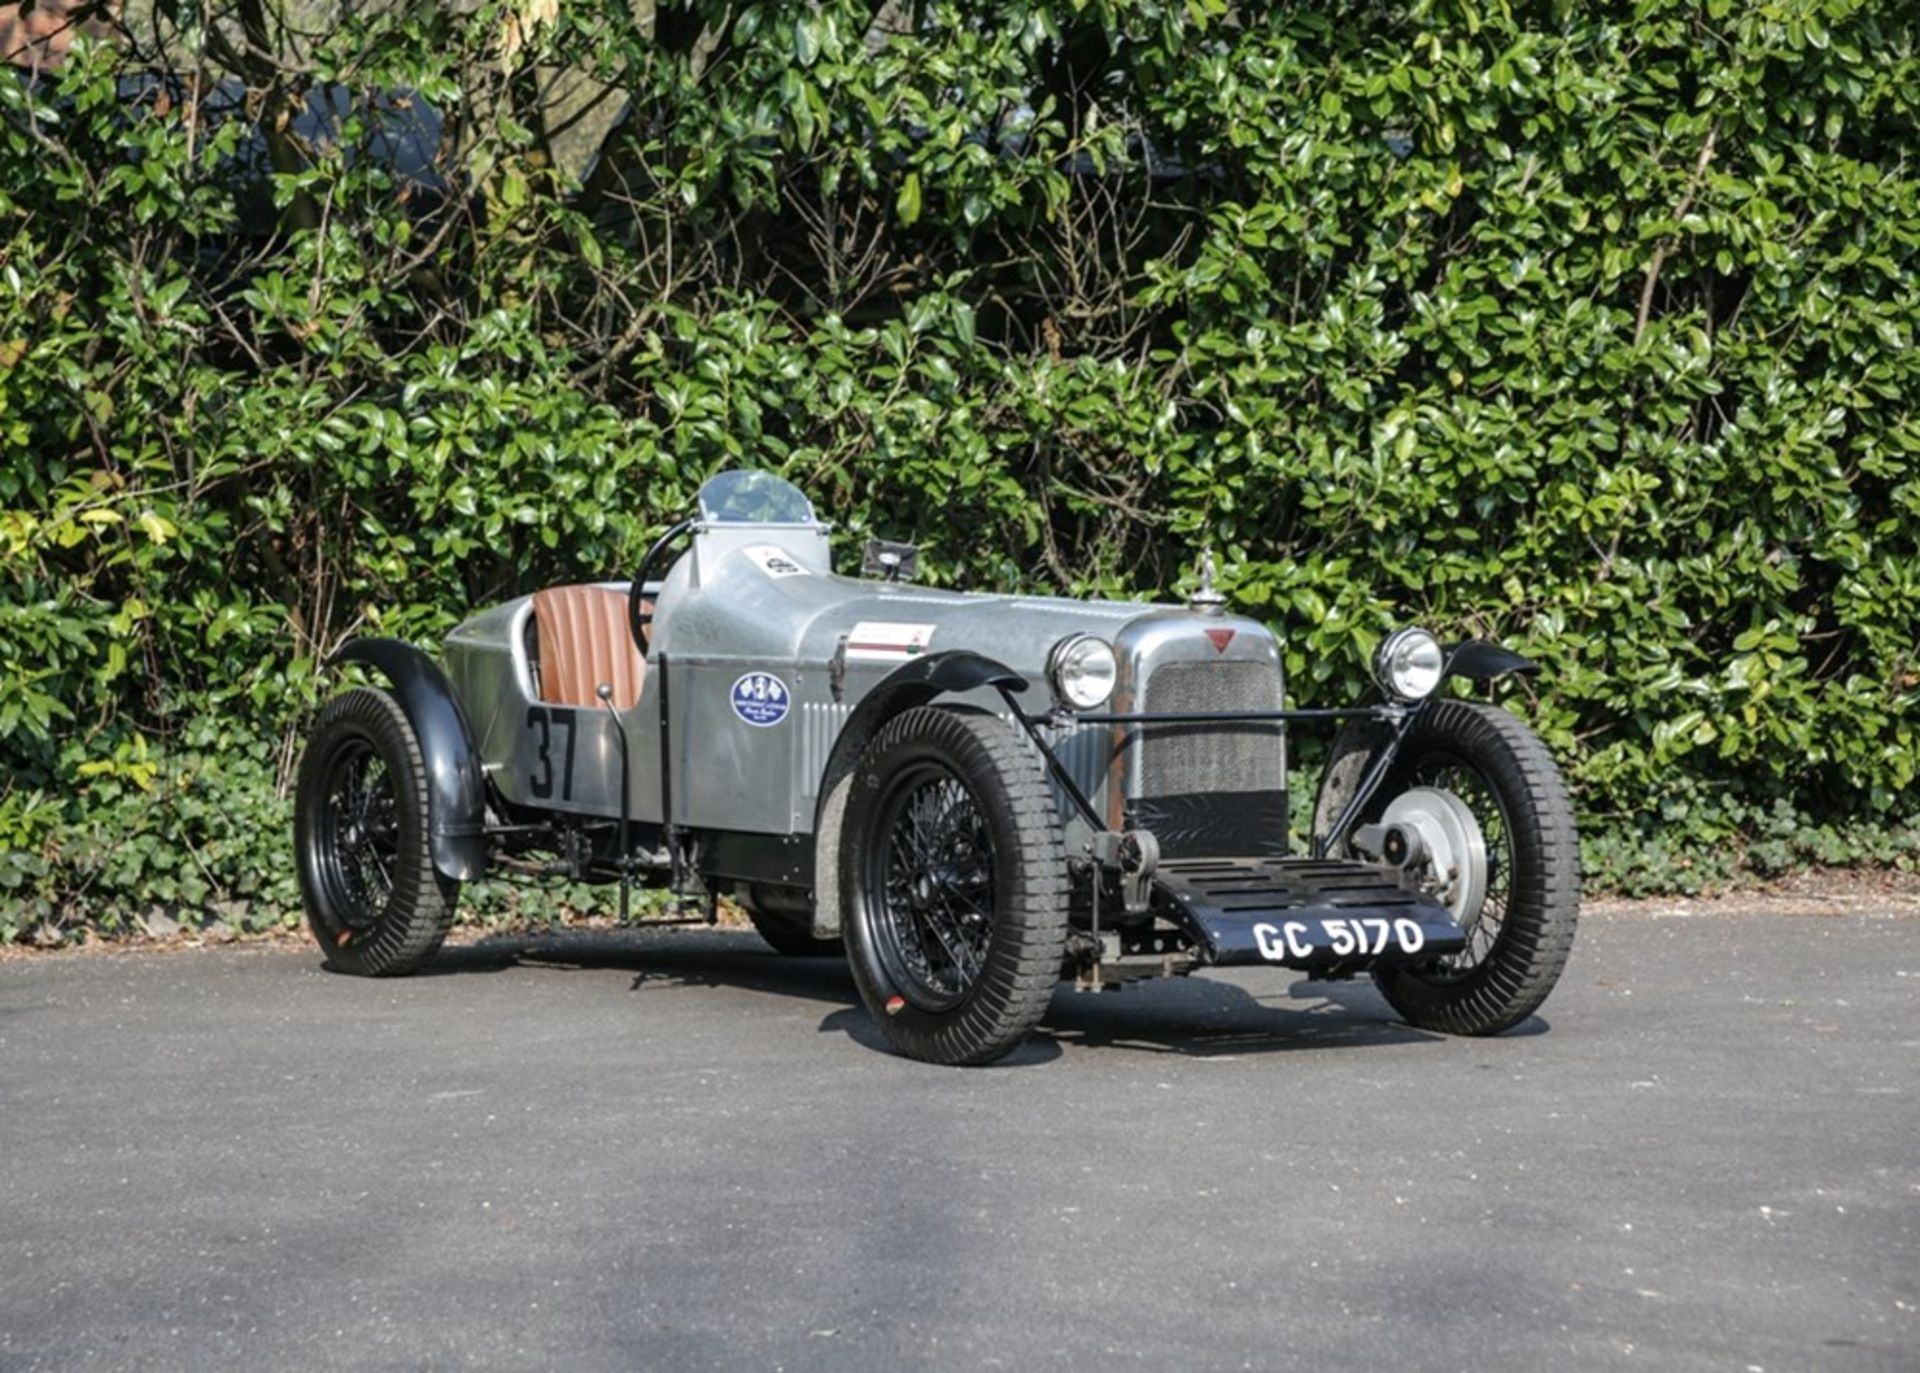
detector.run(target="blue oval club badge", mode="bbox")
[730,672,791,727]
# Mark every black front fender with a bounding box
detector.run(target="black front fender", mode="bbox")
[1443,640,1540,685]
[816,649,1027,803]
[1312,641,1538,856]
[867,648,1028,700]
[805,650,1027,938]
[329,638,488,882]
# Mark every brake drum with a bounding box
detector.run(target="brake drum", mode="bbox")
[1382,786,1489,930]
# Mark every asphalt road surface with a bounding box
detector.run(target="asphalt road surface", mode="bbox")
[2,910,1915,1372]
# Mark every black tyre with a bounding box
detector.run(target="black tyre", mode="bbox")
[1315,700,1578,1035]
[295,688,459,976]
[741,884,843,957]
[841,706,1069,1066]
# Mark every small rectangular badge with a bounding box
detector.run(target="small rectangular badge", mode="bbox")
[844,621,936,662]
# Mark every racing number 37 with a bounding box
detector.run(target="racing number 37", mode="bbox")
[526,705,576,800]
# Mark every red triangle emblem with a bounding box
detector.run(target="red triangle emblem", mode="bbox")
[1205,628,1236,654]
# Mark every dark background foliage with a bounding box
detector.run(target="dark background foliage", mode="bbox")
[2,0,1915,939]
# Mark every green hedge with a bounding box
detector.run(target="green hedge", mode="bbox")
[2,0,1915,938]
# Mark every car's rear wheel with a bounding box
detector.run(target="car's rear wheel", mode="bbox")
[741,884,842,957]
[1315,700,1578,1035]
[295,688,459,976]
[841,707,1068,1066]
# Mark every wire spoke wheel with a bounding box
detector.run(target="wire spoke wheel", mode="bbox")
[1401,754,1513,979]
[841,707,1069,1066]
[295,688,459,976]
[317,741,401,927]
[1312,699,1579,1036]
[871,765,997,1010]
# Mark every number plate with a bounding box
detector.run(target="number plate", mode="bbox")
[1252,916,1430,963]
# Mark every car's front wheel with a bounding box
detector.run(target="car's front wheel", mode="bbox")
[841,707,1068,1066]
[295,688,459,976]
[1317,699,1578,1035]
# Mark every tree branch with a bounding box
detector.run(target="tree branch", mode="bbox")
[1634,123,1716,345]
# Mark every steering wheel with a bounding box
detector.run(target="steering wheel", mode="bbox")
[628,516,697,656]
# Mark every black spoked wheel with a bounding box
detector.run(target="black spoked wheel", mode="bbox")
[741,884,842,958]
[1400,754,1513,979]
[315,739,400,927]
[295,688,459,976]
[1315,699,1578,1035]
[866,765,997,1011]
[843,707,1068,1065]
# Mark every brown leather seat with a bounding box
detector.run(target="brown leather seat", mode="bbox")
[532,584,644,710]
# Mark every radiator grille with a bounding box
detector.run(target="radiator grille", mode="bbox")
[1136,660,1284,798]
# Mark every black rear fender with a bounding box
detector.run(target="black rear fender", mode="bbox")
[328,638,488,881]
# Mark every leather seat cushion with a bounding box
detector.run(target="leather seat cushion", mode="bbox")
[532,584,644,711]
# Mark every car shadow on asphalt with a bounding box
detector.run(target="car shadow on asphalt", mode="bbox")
[1033,976,1445,1058]
[810,1005,1069,1065]
[423,928,861,1000]
[420,928,1539,1061]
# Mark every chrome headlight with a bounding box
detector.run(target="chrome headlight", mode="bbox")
[1048,633,1117,710]
[1373,627,1445,702]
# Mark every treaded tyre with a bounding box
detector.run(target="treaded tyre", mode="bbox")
[1317,700,1578,1035]
[741,884,843,958]
[842,706,1068,1066]
[295,688,460,976]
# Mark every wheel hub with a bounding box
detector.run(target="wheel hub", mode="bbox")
[1382,786,1489,929]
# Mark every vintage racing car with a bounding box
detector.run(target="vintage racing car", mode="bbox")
[295,470,1579,1064]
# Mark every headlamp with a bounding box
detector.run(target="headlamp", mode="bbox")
[1373,627,1445,702]
[1048,634,1117,710]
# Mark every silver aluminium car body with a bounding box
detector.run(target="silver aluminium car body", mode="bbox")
[443,499,1279,866]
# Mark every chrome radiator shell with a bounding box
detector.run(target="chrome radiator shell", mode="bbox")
[1107,611,1288,858]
